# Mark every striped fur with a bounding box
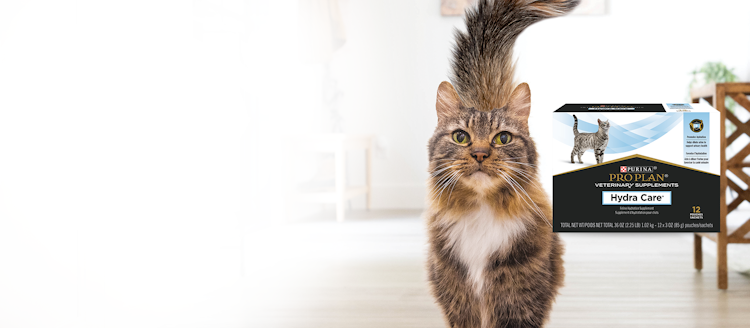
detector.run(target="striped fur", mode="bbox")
[450,0,580,111]
[427,1,579,327]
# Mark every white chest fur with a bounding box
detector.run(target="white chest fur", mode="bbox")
[444,205,527,296]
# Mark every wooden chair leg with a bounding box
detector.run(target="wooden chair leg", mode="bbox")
[693,234,702,271]
[717,236,728,289]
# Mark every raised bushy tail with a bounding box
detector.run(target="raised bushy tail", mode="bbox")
[450,0,580,111]
[573,114,579,135]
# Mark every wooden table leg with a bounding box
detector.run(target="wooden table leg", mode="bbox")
[718,234,728,289]
[365,147,372,211]
[694,233,702,271]
[717,85,728,289]
[335,148,346,222]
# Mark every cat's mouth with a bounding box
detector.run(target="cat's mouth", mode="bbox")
[467,169,496,192]
[471,170,489,177]
[472,164,491,175]
[470,166,495,180]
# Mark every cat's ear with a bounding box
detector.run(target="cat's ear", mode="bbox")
[597,118,602,124]
[436,81,461,123]
[507,83,531,119]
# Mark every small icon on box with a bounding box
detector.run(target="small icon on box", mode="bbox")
[690,119,703,133]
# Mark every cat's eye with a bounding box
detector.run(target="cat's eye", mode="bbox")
[452,130,470,145]
[493,132,512,145]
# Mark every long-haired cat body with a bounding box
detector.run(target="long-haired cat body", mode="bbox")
[425,1,579,327]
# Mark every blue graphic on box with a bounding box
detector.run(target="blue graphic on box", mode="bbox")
[683,112,709,170]
[553,114,682,154]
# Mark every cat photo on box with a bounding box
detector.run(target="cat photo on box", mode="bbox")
[571,114,610,165]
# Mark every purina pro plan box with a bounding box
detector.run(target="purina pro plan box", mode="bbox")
[552,103,719,232]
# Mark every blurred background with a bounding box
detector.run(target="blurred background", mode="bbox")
[1,0,750,327]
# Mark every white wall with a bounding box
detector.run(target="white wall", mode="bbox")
[0,1,251,327]
[332,0,750,209]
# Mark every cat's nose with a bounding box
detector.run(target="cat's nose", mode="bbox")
[472,151,488,162]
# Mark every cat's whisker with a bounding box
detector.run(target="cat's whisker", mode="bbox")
[434,159,463,165]
[430,160,469,175]
[436,170,462,203]
[437,174,456,202]
[433,165,462,181]
[498,171,530,207]
[499,171,552,228]
[429,172,456,201]
[430,168,458,193]
[504,166,543,189]
[509,174,538,208]
[433,158,463,165]
[432,162,460,172]
[495,163,541,189]
[505,164,539,172]
[507,165,536,173]
[431,164,461,177]
[447,173,463,203]
[503,160,537,168]
[505,172,539,190]
[510,182,551,228]
[432,171,464,198]
[429,171,459,205]
[505,165,531,177]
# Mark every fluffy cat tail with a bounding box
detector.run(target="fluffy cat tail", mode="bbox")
[450,0,580,111]
[573,114,579,135]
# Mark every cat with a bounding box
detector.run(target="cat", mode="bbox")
[425,1,579,327]
[571,115,610,164]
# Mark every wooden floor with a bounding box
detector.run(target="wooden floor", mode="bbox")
[245,210,750,327]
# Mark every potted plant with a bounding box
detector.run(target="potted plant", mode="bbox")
[689,61,740,133]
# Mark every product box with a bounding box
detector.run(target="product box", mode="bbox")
[552,103,719,232]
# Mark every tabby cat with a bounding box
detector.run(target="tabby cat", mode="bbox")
[570,114,610,164]
[425,0,579,327]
